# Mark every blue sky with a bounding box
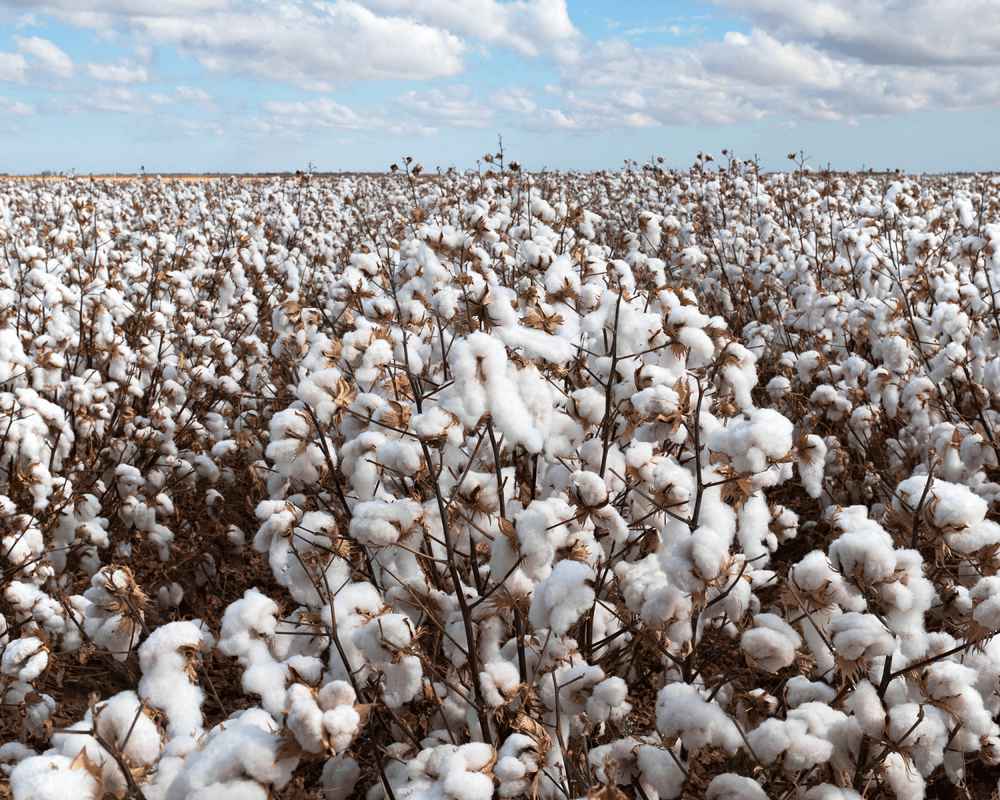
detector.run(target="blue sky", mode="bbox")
[0,0,997,173]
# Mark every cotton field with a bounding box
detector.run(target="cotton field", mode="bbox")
[2,158,1000,800]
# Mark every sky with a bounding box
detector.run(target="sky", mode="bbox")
[0,0,997,174]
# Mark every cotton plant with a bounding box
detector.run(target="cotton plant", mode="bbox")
[4,163,1000,800]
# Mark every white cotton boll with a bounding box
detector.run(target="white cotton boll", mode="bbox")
[528,559,595,636]
[322,755,361,800]
[830,613,894,668]
[586,676,630,723]
[82,566,147,661]
[784,676,836,708]
[803,787,863,800]
[970,576,1000,630]
[798,434,827,498]
[708,408,794,475]
[844,680,885,738]
[0,742,34,777]
[706,773,768,800]
[139,620,213,739]
[164,708,298,800]
[887,703,948,777]
[1,637,48,682]
[736,493,771,567]
[218,589,288,716]
[656,682,741,754]
[747,717,833,771]
[9,754,100,800]
[441,767,493,800]
[741,613,801,673]
[480,660,521,707]
[921,661,996,738]
[883,751,925,800]
[157,581,184,610]
[636,740,687,800]
[766,375,791,401]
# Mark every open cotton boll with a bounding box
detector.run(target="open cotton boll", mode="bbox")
[843,680,885,738]
[82,565,147,661]
[655,683,741,754]
[9,754,100,800]
[706,774,768,800]
[322,755,361,800]
[970,576,1000,630]
[747,716,833,772]
[802,787,863,800]
[528,559,596,636]
[164,708,298,800]
[830,613,894,673]
[797,434,827,498]
[0,742,34,778]
[218,588,288,716]
[708,408,794,475]
[52,690,161,798]
[785,676,837,708]
[587,676,630,723]
[285,681,362,754]
[139,620,214,739]
[741,613,801,673]
[1,636,48,682]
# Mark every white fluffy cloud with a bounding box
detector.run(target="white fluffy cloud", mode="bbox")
[86,62,148,83]
[257,96,436,139]
[0,52,28,82]
[358,0,580,59]
[397,86,493,128]
[14,35,73,78]
[0,95,34,115]
[531,2,1000,130]
[717,0,1000,67]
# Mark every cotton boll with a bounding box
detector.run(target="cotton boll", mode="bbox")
[797,434,827,498]
[655,682,741,754]
[708,408,794,476]
[747,716,833,772]
[706,773,768,800]
[803,787,863,800]
[9,754,100,800]
[218,589,288,716]
[784,676,837,708]
[586,676,630,723]
[322,755,361,800]
[970,576,1000,630]
[286,681,362,755]
[843,680,885,738]
[82,566,147,661]
[741,613,801,673]
[528,559,595,636]
[139,620,214,739]
[164,708,298,800]
[830,613,894,675]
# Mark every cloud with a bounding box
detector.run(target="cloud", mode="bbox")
[397,86,493,128]
[716,0,1000,67]
[256,96,436,139]
[175,85,212,104]
[14,35,73,77]
[86,61,148,83]
[492,87,538,114]
[85,86,144,113]
[358,0,580,59]
[534,17,1000,130]
[7,0,467,88]
[0,96,34,115]
[0,52,28,82]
